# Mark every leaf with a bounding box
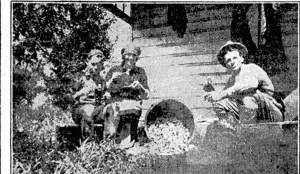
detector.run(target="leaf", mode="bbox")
[14,3,115,110]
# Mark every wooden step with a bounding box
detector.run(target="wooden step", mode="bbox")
[143,68,298,99]
[142,63,227,76]
[144,70,298,97]
[141,95,220,111]
[137,54,220,67]
[139,41,225,58]
[137,37,297,59]
[145,71,230,84]
[138,45,297,61]
[133,29,231,47]
[139,51,219,61]
[147,80,226,98]
[134,32,297,49]
[138,47,297,72]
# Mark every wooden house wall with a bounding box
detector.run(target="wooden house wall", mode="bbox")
[131,4,298,121]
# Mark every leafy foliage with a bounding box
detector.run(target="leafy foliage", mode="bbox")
[13,3,116,109]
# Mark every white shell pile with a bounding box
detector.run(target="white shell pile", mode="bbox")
[145,117,194,155]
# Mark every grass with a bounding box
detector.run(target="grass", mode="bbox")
[13,103,155,174]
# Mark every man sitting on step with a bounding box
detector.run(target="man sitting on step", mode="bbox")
[204,41,285,129]
[72,49,106,139]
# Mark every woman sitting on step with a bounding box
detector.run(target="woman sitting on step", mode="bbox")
[96,45,150,147]
[204,41,285,128]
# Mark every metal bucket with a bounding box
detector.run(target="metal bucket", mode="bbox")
[144,99,195,140]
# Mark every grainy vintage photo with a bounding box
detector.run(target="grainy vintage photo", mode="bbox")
[12,1,298,173]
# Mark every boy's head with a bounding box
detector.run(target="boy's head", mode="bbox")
[217,41,248,68]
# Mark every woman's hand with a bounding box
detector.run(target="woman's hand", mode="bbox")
[204,91,227,102]
[128,80,149,99]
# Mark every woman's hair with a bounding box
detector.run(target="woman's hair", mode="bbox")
[121,46,141,59]
[217,44,248,67]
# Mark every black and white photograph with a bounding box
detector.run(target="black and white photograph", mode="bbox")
[4,1,299,173]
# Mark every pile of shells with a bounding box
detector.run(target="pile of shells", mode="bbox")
[145,118,194,155]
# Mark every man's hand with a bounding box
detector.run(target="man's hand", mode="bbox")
[204,91,227,102]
